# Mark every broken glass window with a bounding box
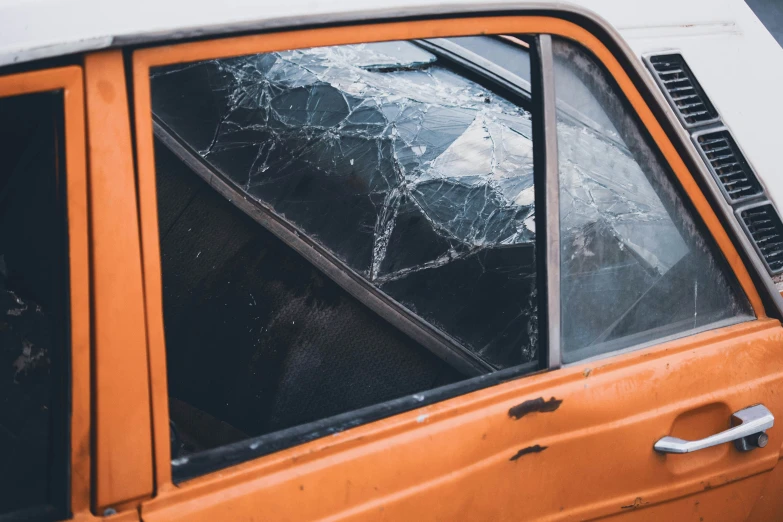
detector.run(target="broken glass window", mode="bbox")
[151,39,538,370]
[552,37,754,363]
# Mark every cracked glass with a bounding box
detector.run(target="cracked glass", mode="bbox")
[151,39,539,371]
[552,37,754,363]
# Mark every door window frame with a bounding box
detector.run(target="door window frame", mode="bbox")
[0,66,89,520]
[129,12,770,489]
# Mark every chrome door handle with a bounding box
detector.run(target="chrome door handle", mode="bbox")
[654,404,774,454]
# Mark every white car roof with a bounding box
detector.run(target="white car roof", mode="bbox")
[2,0,781,206]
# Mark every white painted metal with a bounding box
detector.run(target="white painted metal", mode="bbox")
[580,0,783,214]
[1,0,781,207]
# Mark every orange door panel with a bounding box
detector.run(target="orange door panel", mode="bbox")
[84,51,154,513]
[127,13,783,521]
[137,321,783,521]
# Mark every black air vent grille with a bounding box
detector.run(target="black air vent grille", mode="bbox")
[740,203,783,274]
[648,53,719,127]
[695,129,763,203]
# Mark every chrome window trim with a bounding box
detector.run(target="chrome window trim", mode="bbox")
[536,34,562,370]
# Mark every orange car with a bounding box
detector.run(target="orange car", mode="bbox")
[3,0,783,520]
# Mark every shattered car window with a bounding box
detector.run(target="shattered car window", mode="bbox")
[151,40,538,370]
[553,37,754,363]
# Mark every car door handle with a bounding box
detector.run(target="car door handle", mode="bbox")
[654,404,774,454]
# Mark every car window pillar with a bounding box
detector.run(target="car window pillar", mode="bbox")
[531,34,561,370]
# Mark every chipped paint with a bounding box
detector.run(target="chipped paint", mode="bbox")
[621,497,649,509]
[509,445,547,461]
[508,397,562,420]
[416,414,428,423]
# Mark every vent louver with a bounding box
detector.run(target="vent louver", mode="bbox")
[694,128,762,204]
[740,203,783,274]
[647,53,719,128]
[646,50,783,279]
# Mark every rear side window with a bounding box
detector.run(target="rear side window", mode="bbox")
[0,92,69,520]
[149,38,540,469]
[552,37,753,363]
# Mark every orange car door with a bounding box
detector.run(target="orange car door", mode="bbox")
[125,11,783,522]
